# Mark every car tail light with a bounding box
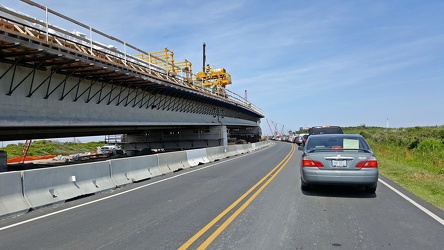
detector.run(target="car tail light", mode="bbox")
[302,156,324,167]
[356,157,378,168]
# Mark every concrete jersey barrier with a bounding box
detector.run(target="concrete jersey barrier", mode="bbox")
[109,155,161,187]
[225,145,239,157]
[206,146,227,162]
[0,141,273,218]
[158,151,189,174]
[23,161,116,209]
[186,148,209,167]
[0,171,30,218]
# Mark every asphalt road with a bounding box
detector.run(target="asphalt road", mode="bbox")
[0,142,443,249]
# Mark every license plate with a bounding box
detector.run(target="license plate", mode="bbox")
[332,160,347,167]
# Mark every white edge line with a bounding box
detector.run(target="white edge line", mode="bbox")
[0,146,271,232]
[379,178,444,226]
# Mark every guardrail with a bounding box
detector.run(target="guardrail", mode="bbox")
[0,141,272,219]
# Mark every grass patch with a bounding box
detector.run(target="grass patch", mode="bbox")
[1,140,106,158]
[343,126,444,210]
[377,157,444,210]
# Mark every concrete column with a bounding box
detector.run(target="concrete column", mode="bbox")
[214,125,228,146]
[0,151,7,172]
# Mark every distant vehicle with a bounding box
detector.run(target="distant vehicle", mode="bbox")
[287,135,297,143]
[295,134,308,145]
[299,134,378,193]
[98,145,123,156]
[301,134,309,146]
[308,126,343,135]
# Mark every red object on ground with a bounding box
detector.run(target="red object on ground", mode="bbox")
[7,154,57,163]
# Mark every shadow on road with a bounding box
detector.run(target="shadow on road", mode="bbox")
[301,185,377,198]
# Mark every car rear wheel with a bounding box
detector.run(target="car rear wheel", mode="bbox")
[301,178,310,191]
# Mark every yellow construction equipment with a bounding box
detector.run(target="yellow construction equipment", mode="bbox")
[134,48,177,76]
[196,67,232,87]
[174,59,193,83]
[134,47,231,96]
[134,48,195,82]
[195,67,232,97]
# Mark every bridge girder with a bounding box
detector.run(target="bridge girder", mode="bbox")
[0,12,263,144]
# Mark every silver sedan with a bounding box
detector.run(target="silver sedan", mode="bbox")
[299,134,378,193]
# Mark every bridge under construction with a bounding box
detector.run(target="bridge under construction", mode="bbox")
[0,1,264,152]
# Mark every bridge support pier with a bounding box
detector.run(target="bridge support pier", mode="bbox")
[120,125,229,155]
[0,151,7,172]
[219,125,228,146]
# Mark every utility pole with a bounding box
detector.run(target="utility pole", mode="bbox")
[202,42,206,72]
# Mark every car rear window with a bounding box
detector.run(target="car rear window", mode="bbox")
[306,136,369,151]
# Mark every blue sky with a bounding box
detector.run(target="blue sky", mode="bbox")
[2,0,444,138]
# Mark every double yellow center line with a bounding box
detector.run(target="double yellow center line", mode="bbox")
[179,144,296,249]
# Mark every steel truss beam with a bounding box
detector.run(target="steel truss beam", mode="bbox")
[7,57,45,95]
[28,60,78,98]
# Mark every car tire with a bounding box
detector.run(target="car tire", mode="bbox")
[364,185,377,193]
[301,178,310,191]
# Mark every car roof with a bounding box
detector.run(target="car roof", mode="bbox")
[310,125,341,128]
[308,126,343,134]
[307,134,363,139]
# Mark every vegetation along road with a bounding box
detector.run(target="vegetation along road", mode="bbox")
[343,126,444,210]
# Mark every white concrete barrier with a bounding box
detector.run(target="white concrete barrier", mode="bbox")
[0,171,30,218]
[246,144,254,153]
[147,157,163,177]
[23,161,116,209]
[255,141,267,150]
[207,146,228,161]
[158,151,189,174]
[109,155,161,187]
[260,141,273,148]
[219,146,230,159]
[237,144,248,154]
[186,148,209,167]
[205,147,219,162]
[236,145,245,154]
[238,144,250,154]
[225,145,239,157]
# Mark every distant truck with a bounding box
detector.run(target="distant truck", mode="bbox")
[98,145,123,156]
[308,126,343,135]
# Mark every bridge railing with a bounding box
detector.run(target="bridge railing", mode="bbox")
[0,2,263,117]
[0,4,191,84]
